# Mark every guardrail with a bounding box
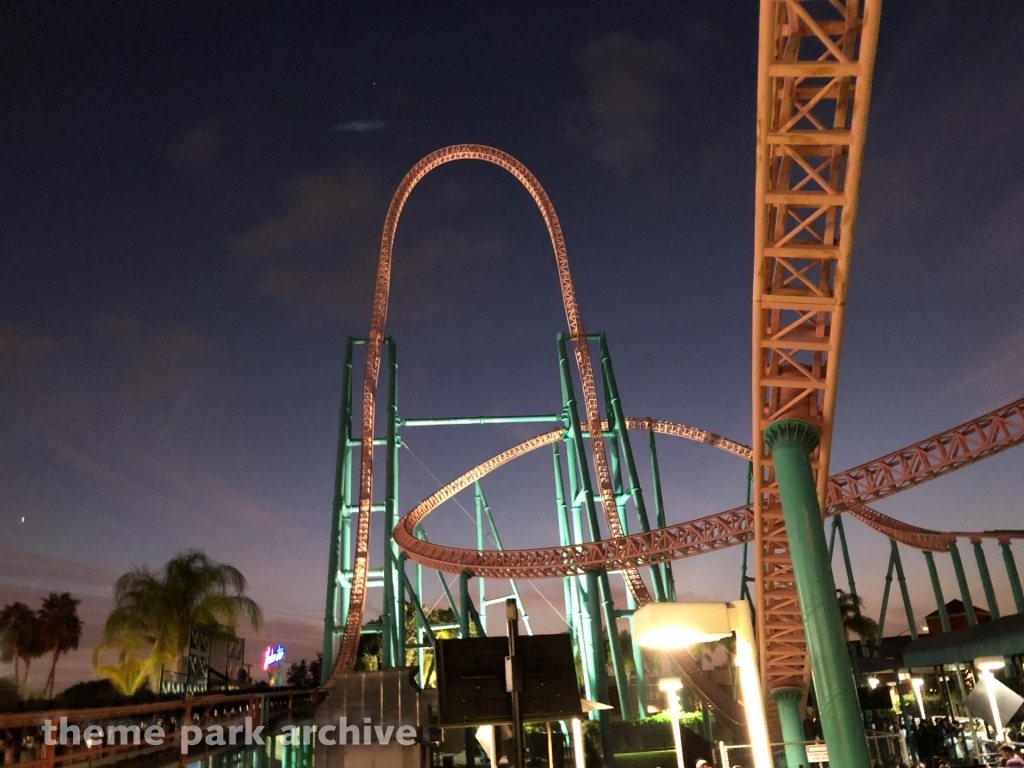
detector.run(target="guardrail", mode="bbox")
[0,688,321,768]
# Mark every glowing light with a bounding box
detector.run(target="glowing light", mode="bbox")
[633,602,731,649]
[571,719,585,768]
[658,678,686,768]
[634,601,771,768]
[868,677,880,689]
[263,645,285,671]
[911,677,926,720]
[976,657,1006,742]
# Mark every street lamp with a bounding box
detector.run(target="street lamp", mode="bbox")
[976,656,1006,743]
[658,677,686,768]
[633,601,772,768]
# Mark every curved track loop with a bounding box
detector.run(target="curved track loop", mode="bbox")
[395,399,1024,577]
[332,145,649,676]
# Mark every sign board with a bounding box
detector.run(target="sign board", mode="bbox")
[806,743,829,763]
[436,634,582,727]
[262,644,285,670]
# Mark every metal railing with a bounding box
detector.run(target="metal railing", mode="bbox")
[718,732,909,768]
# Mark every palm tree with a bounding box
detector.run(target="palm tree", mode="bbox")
[38,593,83,698]
[836,589,878,642]
[94,654,152,696]
[0,602,46,686]
[95,549,262,691]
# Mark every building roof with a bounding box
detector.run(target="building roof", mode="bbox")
[924,599,991,620]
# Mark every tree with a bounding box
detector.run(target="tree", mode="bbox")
[93,655,151,696]
[286,659,310,688]
[0,603,45,686]
[836,589,878,642]
[95,549,263,691]
[38,593,83,698]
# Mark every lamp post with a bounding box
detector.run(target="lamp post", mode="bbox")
[976,656,1006,743]
[633,601,772,768]
[659,678,686,768]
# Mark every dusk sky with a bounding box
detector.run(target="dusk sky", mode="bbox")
[2,2,1022,691]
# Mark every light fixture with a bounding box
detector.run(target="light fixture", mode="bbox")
[571,719,585,768]
[868,677,880,690]
[975,656,1006,742]
[634,602,731,649]
[658,678,686,768]
[911,677,926,720]
[634,602,771,768]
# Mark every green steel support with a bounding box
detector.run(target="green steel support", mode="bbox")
[401,415,562,427]
[740,462,753,605]
[700,699,713,743]
[972,540,1000,620]
[381,339,400,667]
[624,591,648,716]
[558,335,615,758]
[828,516,839,559]
[456,571,479,767]
[601,424,639,720]
[948,541,978,626]
[475,486,487,634]
[1000,541,1024,614]
[923,551,950,634]
[476,483,533,635]
[585,569,617,768]
[598,571,635,721]
[564,430,596,704]
[322,338,354,681]
[771,688,809,768]
[891,540,918,641]
[648,431,676,601]
[834,516,859,605]
[876,546,896,651]
[763,420,871,768]
[598,333,665,602]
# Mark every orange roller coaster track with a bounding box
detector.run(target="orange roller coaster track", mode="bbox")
[332,144,654,676]
[394,397,1024,579]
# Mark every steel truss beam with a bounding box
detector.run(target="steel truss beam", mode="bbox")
[751,0,883,701]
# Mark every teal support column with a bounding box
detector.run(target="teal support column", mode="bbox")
[1000,541,1024,614]
[834,515,859,605]
[700,699,713,743]
[585,569,617,768]
[948,542,978,626]
[923,552,950,633]
[891,540,918,640]
[771,688,809,768]
[381,339,400,667]
[740,462,754,606]
[625,595,648,716]
[456,571,478,767]
[876,547,896,649]
[648,431,677,601]
[598,573,634,721]
[763,420,871,768]
[458,571,472,639]
[972,540,1000,620]
[322,338,354,681]
[475,485,487,634]
[598,333,665,601]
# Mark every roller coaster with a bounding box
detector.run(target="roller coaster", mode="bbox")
[321,0,1024,755]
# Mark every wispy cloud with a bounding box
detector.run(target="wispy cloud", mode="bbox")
[567,33,683,174]
[333,120,388,133]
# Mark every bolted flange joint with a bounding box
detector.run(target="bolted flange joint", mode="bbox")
[763,419,821,453]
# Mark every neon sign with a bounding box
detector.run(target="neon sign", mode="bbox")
[263,645,285,671]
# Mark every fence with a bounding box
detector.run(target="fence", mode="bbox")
[718,731,908,768]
